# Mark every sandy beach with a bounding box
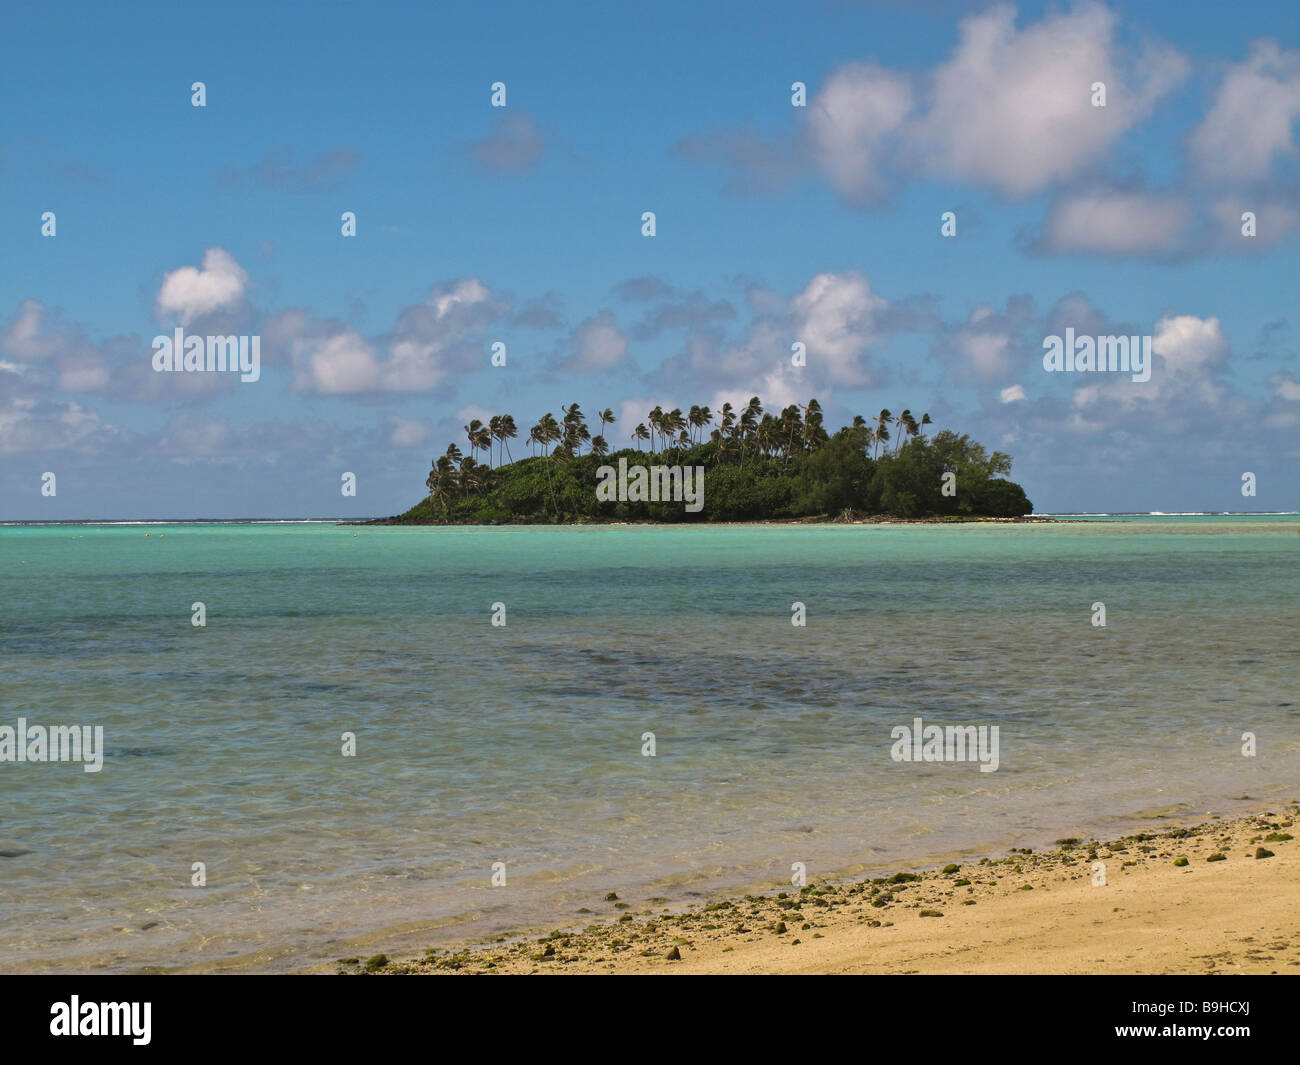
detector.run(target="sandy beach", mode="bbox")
[343,806,1299,975]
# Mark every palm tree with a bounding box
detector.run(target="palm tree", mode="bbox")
[590,434,608,458]
[543,413,562,457]
[906,411,921,447]
[872,425,889,458]
[464,419,491,463]
[918,412,932,439]
[648,405,664,453]
[778,405,803,459]
[873,409,892,460]
[800,398,825,452]
[560,410,590,456]
[499,414,518,463]
[632,423,649,450]
[738,410,756,459]
[687,405,704,444]
[559,405,573,449]
[464,419,483,462]
[598,407,616,444]
[719,402,736,440]
[742,397,763,461]
[848,414,870,452]
[531,414,560,458]
[427,454,457,515]
[458,454,483,496]
[487,415,502,466]
[666,408,686,450]
[894,409,917,455]
[710,405,733,461]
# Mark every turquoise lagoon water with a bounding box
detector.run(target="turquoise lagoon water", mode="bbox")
[0,518,1297,972]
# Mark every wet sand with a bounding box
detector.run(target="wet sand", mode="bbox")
[343,806,1299,975]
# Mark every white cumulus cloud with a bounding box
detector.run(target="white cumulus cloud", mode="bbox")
[908,2,1186,198]
[1190,41,1300,182]
[1152,314,1229,375]
[156,248,249,324]
[808,63,913,205]
[789,271,887,385]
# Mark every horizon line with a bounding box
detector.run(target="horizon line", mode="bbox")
[3,511,1299,527]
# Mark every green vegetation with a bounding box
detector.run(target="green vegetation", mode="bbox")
[378,398,1033,524]
[889,872,923,884]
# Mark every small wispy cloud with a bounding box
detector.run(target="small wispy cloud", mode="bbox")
[466,113,545,173]
[220,146,359,193]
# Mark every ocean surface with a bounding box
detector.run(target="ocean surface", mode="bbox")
[1,517,1297,973]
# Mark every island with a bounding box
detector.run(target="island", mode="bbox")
[372,398,1034,525]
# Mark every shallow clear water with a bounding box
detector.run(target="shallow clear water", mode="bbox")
[1,518,1297,972]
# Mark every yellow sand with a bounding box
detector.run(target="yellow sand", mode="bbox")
[369,807,1299,975]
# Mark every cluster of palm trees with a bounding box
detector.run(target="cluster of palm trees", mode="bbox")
[628,400,931,463]
[425,398,932,513]
[524,404,617,460]
[426,443,475,512]
[855,407,933,460]
[631,398,828,460]
[630,404,720,451]
[462,414,520,466]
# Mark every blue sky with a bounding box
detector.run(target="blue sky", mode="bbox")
[1,0,1297,518]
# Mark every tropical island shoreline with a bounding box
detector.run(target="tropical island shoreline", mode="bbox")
[329,805,1297,976]
[358,513,1059,527]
